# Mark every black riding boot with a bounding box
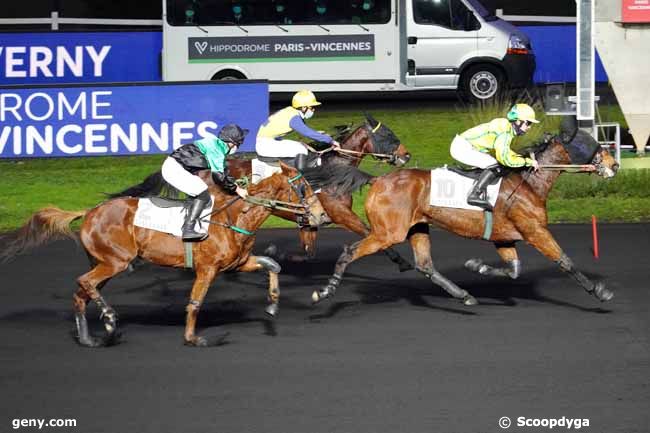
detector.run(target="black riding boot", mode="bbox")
[467,169,497,211]
[182,192,210,241]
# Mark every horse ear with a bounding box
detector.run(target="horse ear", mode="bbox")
[364,112,378,127]
[279,161,294,176]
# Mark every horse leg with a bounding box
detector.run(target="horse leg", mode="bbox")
[184,266,218,347]
[520,226,613,301]
[409,226,477,306]
[312,233,396,303]
[74,262,127,347]
[238,255,282,317]
[323,194,413,272]
[465,242,521,279]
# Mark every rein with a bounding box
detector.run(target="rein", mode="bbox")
[539,164,596,172]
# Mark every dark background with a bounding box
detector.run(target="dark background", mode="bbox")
[3,0,575,20]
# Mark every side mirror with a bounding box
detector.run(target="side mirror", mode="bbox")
[465,11,480,31]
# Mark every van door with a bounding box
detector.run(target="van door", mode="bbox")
[407,0,479,88]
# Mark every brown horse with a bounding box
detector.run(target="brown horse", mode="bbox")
[312,133,619,306]
[115,114,414,270]
[0,164,326,347]
[227,114,412,270]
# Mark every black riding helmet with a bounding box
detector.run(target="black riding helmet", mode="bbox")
[218,123,249,147]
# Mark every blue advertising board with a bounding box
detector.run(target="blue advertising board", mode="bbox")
[0,32,161,85]
[0,80,268,158]
[1,28,608,87]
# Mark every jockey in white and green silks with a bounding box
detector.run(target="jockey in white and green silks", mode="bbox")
[450,103,540,210]
[162,124,249,241]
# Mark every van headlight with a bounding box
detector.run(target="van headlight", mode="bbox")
[507,35,530,55]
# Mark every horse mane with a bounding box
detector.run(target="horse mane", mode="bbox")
[106,171,181,199]
[302,165,373,197]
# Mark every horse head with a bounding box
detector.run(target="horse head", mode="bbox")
[534,130,619,178]
[253,162,328,227]
[361,113,411,166]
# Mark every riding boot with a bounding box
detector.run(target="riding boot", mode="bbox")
[467,168,497,211]
[181,192,210,241]
[294,153,308,172]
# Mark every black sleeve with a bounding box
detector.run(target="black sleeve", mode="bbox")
[211,171,238,194]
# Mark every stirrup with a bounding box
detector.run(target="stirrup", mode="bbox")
[467,196,493,211]
[182,229,208,242]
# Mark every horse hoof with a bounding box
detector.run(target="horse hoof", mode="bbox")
[311,291,322,304]
[593,282,614,302]
[463,295,479,306]
[264,244,278,257]
[184,336,209,347]
[76,336,105,348]
[265,303,279,317]
[465,259,486,273]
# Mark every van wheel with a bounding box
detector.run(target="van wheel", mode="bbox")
[211,70,246,81]
[461,64,505,102]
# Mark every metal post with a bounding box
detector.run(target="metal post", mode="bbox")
[51,11,59,30]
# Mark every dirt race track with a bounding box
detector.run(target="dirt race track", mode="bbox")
[1,225,649,433]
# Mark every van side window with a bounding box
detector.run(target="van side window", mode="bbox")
[167,0,392,26]
[413,0,471,30]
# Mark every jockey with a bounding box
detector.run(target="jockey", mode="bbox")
[450,103,540,210]
[162,123,249,241]
[256,90,340,171]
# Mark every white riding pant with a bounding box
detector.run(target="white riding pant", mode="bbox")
[450,135,497,169]
[161,157,208,197]
[256,137,308,158]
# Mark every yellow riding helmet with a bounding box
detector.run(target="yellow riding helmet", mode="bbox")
[292,90,322,109]
[507,103,540,123]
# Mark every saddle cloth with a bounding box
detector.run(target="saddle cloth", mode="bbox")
[430,167,502,211]
[133,197,215,237]
[251,158,282,185]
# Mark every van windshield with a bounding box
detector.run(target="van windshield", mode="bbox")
[464,0,498,21]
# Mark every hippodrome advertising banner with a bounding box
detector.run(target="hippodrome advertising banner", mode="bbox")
[0,32,161,85]
[0,81,268,158]
[188,35,375,62]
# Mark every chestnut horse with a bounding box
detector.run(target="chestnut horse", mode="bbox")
[115,114,414,270]
[227,114,413,270]
[312,134,619,306]
[0,164,326,347]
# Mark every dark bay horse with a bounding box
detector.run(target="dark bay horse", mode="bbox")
[117,114,413,270]
[0,164,326,347]
[312,134,620,306]
[228,114,412,270]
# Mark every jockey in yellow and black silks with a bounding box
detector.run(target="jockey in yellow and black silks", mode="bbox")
[450,103,540,210]
[256,90,340,171]
[162,124,249,241]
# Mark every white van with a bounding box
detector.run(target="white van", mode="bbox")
[162,0,535,101]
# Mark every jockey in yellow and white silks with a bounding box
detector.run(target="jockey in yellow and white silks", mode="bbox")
[450,103,540,210]
[256,90,340,170]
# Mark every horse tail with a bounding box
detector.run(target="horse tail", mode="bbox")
[106,170,179,199]
[0,207,86,263]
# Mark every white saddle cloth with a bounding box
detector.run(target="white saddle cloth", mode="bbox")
[430,167,502,211]
[133,197,215,237]
[251,158,282,184]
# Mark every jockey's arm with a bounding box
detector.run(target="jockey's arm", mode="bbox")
[493,132,534,168]
[211,170,238,194]
[289,115,335,145]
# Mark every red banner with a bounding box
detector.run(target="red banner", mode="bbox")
[622,0,650,23]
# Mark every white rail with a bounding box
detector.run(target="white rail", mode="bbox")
[496,9,576,23]
[0,12,162,30]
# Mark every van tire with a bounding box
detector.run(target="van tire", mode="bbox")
[460,64,505,102]
[211,70,246,81]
